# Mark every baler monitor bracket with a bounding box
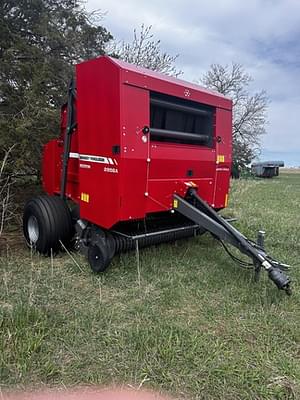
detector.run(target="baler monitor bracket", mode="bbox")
[174,189,291,295]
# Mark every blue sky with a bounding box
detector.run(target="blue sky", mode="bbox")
[88,0,300,166]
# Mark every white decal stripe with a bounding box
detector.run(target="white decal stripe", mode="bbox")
[79,154,109,164]
[69,152,79,159]
[69,153,118,165]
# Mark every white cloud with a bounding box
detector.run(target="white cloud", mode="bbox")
[264,98,300,150]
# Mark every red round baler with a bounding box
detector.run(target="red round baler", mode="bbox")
[23,56,291,294]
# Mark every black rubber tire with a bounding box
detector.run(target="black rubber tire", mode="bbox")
[23,195,73,254]
[88,241,111,273]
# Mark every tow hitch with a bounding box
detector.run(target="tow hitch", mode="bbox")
[174,189,291,295]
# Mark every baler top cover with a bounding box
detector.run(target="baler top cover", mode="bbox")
[43,56,232,229]
[104,57,231,106]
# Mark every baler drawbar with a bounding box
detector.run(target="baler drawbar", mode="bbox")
[173,189,291,295]
[23,55,292,295]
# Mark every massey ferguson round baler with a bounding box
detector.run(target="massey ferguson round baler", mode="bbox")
[23,56,292,294]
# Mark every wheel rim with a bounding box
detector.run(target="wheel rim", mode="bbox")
[89,245,104,270]
[88,243,110,273]
[27,215,39,244]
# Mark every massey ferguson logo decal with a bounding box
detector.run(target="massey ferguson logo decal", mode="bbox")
[184,88,191,97]
[69,152,118,168]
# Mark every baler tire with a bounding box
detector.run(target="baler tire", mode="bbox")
[88,242,111,273]
[23,195,73,255]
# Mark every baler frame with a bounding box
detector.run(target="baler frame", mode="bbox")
[60,78,76,200]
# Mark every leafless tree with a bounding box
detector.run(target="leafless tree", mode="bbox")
[111,24,182,77]
[0,145,16,236]
[200,63,268,168]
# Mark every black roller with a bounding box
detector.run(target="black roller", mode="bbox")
[111,226,203,254]
[150,97,211,116]
[85,222,205,273]
[150,128,209,144]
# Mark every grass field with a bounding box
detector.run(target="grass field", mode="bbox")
[1,173,300,399]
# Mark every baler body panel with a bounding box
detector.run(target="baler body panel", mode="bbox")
[119,84,149,221]
[42,104,79,201]
[42,56,232,229]
[75,57,121,228]
[212,108,232,208]
[42,139,61,195]
[146,141,217,211]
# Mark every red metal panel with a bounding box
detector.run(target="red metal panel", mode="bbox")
[65,106,80,200]
[146,178,214,213]
[76,57,121,228]
[146,143,216,212]
[212,108,232,208]
[43,102,80,201]
[213,169,231,208]
[111,57,231,110]
[119,85,149,221]
[42,139,61,195]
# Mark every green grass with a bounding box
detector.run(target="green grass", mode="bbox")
[1,173,300,399]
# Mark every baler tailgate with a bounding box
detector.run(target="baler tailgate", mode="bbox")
[173,190,291,295]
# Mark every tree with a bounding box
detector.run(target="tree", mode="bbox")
[112,24,182,77]
[200,63,268,169]
[0,0,113,175]
[0,145,16,236]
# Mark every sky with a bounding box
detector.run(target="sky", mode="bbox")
[88,0,300,166]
